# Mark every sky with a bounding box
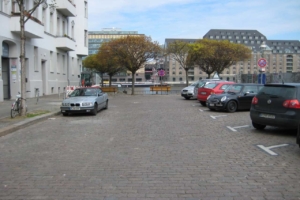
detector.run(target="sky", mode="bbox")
[88,0,300,45]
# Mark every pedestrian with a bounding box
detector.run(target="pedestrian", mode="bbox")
[81,79,85,87]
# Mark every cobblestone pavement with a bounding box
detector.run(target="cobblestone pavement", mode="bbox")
[0,94,299,200]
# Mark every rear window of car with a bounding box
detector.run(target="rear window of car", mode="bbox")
[204,83,218,89]
[258,86,296,99]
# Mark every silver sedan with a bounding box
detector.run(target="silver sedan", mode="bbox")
[60,87,108,116]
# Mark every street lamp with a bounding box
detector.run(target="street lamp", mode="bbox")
[258,41,271,84]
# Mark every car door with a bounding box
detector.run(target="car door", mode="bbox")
[238,85,258,109]
[96,89,104,108]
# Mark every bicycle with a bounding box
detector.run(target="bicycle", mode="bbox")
[35,88,39,104]
[11,91,30,118]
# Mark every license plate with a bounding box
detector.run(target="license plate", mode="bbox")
[71,107,80,110]
[259,113,275,119]
[182,92,187,94]
[209,103,214,106]
[201,92,206,94]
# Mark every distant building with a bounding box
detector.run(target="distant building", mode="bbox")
[0,0,88,101]
[164,29,300,83]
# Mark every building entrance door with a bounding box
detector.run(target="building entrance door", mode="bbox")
[1,58,10,99]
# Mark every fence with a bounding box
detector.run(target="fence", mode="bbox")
[241,72,300,84]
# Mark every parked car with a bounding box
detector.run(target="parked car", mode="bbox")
[60,87,108,116]
[206,83,263,112]
[193,79,221,99]
[198,81,235,106]
[181,81,199,100]
[250,83,300,132]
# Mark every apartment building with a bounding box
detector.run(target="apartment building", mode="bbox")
[0,0,88,102]
[165,30,300,83]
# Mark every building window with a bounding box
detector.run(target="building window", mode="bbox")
[85,1,88,18]
[34,47,38,71]
[210,36,214,39]
[57,53,60,73]
[57,17,60,36]
[216,36,219,39]
[50,51,53,72]
[84,30,88,47]
[50,13,54,34]
[179,77,182,81]
[62,55,65,74]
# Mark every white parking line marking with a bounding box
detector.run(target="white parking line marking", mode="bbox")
[227,125,250,132]
[257,144,289,156]
[210,115,227,119]
[199,109,209,112]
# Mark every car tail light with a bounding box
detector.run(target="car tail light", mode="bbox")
[210,91,215,94]
[252,96,258,105]
[283,99,300,109]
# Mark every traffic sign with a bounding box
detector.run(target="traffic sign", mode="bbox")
[258,58,267,68]
[158,69,165,77]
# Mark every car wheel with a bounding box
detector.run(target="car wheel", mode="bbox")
[297,123,300,148]
[184,97,191,100]
[252,122,266,130]
[92,103,98,116]
[226,100,237,113]
[104,100,108,109]
[200,101,206,106]
[62,113,68,116]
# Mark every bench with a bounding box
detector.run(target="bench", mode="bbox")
[150,86,171,93]
[101,87,118,93]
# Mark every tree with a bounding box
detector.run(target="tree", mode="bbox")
[108,36,161,95]
[97,42,125,86]
[165,40,194,86]
[190,39,252,78]
[82,54,107,87]
[16,0,56,116]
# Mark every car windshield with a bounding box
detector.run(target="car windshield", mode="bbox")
[224,85,242,93]
[191,82,198,86]
[69,88,98,97]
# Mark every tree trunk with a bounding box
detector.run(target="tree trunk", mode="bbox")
[207,73,211,79]
[101,73,104,87]
[20,5,26,116]
[185,69,189,86]
[131,73,135,95]
[109,75,112,87]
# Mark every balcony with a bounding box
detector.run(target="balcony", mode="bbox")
[56,0,76,17]
[10,16,44,38]
[56,36,75,51]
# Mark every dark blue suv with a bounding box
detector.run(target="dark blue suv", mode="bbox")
[250,83,300,147]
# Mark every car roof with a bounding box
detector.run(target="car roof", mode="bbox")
[264,83,300,87]
[231,83,263,86]
[77,87,100,89]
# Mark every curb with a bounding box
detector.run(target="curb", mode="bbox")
[0,111,61,138]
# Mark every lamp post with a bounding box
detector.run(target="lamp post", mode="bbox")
[258,41,271,84]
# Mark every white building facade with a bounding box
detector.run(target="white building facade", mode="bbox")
[0,0,88,102]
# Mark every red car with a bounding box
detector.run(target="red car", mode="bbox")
[197,81,235,106]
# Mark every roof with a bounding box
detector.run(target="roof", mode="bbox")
[265,83,300,87]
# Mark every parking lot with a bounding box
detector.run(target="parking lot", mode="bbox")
[0,94,299,200]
